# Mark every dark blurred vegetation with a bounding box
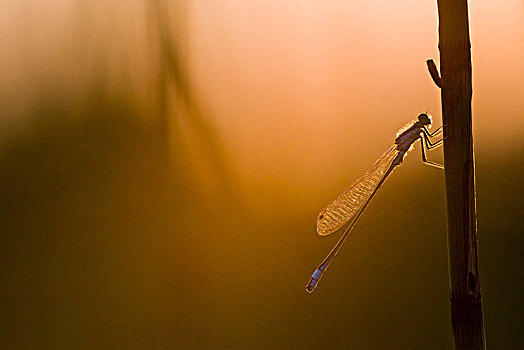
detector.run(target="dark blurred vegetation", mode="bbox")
[1,1,523,349]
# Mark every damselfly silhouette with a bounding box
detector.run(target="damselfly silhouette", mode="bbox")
[306,113,443,293]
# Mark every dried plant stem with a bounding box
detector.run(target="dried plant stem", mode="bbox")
[436,0,486,348]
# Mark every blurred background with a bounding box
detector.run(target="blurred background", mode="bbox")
[1,0,523,348]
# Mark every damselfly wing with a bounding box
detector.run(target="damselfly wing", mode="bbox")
[316,145,398,236]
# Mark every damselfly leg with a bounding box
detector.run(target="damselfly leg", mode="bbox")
[420,137,443,169]
[422,131,444,149]
[423,125,443,138]
[419,123,444,168]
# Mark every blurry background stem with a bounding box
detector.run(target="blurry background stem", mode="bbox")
[147,0,236,200]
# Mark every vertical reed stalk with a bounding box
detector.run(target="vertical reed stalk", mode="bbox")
[436,0,486,348]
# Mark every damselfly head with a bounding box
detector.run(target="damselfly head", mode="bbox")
[418,113,431,125]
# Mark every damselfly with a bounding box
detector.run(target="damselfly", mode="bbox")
[306,113,443,293]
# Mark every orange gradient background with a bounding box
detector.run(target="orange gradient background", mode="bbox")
[1,1,523,348]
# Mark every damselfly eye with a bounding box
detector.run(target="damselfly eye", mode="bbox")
[318,213,324,220]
